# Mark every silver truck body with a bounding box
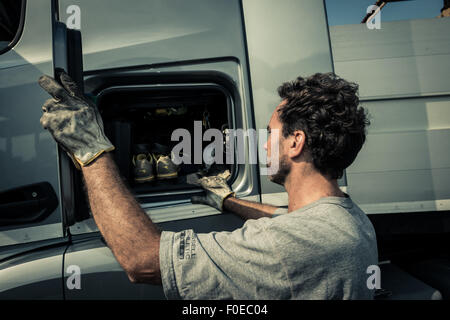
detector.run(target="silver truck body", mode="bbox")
[0,0,448,299]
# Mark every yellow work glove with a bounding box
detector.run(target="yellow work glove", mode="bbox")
[38,71,114,169]
[190,170,235,211]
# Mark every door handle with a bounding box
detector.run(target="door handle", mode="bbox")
[0,182,59,226]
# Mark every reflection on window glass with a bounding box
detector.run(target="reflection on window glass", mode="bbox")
[0,0,23,52]
[325,0,447,26]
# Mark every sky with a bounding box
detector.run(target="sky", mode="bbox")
[325,0,445,26]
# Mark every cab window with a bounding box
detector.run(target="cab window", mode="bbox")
[0,0,25,53]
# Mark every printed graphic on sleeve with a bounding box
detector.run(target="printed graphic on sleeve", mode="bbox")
[178,230,197,260]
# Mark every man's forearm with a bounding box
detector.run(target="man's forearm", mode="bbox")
[223,196,280,220]
[81,153,161,284]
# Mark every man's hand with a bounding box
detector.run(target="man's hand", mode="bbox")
[38,71,114,168]
[190,170,235,211]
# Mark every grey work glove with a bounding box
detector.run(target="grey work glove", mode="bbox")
[189,170,235,211]
[38,71,114,169]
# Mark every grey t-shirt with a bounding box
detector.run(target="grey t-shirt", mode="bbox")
[159,195,378,300]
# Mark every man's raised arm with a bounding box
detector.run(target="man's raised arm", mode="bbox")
[81,153,162,284]
[38,72,162,285]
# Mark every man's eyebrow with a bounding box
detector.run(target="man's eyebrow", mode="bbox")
[267,125,271,131]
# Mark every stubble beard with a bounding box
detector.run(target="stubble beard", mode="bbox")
[268,154,291,186]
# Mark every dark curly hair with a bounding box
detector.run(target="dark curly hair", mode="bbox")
[277,73,370,179]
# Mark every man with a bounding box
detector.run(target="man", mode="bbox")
[39,71,378,299]
[439,0,450,17]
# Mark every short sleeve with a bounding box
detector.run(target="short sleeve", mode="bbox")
[159,217,292,300]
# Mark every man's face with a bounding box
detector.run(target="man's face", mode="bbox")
[264,101,291,186]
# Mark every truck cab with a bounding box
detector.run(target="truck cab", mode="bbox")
[0,0,449,300]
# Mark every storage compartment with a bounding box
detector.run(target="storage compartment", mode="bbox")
[96,84,234,202]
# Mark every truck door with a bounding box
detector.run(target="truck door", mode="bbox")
[0,0,68,299]
[56,0,257,299]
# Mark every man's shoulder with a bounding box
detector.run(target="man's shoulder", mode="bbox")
[273,199,360,222]
[267,199,373,247]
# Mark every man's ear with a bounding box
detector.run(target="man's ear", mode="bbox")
[288,130,306,159]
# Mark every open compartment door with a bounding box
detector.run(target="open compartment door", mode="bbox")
[51,0,89,233]
[81,70,238,209]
